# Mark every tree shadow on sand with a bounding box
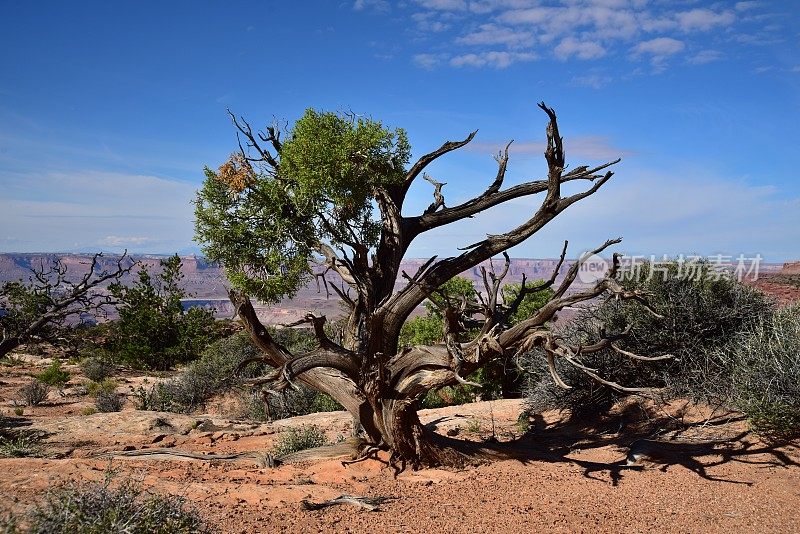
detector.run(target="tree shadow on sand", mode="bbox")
[425,403,800,487]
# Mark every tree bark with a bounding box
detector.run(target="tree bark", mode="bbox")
[0,337,21,360]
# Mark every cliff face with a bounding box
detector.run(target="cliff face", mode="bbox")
[781,262,800,275]
[0,253,576,298]
[0,254,225,296]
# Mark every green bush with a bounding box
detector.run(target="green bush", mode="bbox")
[238,387,343,422]
[723,305,800,436]
[86,378,118,397]
[271,425,326,457]
[138,329,344,418]
[95,391,123,413]
[19,476,207,534]
[134,331,263,413]
[133,382,177,412]
[525,261,776,419]
[36,359,70,389]
[80,357,115,382]
[108,255,224,370]
[0,434,42,458]
[18,380,49,406]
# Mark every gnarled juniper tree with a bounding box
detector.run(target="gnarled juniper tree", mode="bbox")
[195,103,667,469]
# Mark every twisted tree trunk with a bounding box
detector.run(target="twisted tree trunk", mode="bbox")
[228,103,668,469]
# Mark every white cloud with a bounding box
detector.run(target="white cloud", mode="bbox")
[457,24,534,48]
[467,135,630,161]
[412,53,446,69]
[554,37,606,60]
[411,11,451,32]
[405,1,757,72]
[570,74,613,89]
[353,0,390,11]
[675,9,735,32]
[449,51,537,68]
[735,1,759,11]
[631,37,685,67]
[414,0,467,10]
[687,49,723,65]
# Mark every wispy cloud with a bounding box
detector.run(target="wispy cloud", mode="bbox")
[675,9,735,32]
[0,170,197,253]
[554,37,606,60]
[450,51,537,68]
[631,37,685,69]
[409,166,800,262]
[402,0,767,71]
[466,134,631,161]
[570,74,613,89]
[687,49,723,65]
[735,1,760,12]
[412,53,447,69]
[457,24,534,49]
[353,0,390,11]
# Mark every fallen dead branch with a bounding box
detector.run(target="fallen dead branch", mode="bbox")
[300,494,392,512]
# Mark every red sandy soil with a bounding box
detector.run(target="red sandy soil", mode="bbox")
[2,357,799,533]
[750,275,800,306]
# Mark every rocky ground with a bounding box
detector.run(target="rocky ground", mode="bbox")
[1,356,799,533]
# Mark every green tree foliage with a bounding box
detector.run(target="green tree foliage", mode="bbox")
[423,276,478,318]
[398,315,442,346]
[36,359,70,389]
[109,255,221,370]
[195,109,411,303]
[502,282,554,326]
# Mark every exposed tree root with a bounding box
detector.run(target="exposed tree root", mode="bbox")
[94,438,366,468]
[300,494,392,512]
[93,449,277,468]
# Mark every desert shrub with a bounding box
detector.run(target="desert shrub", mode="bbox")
[0,353,25,367]
[134,331,264,413]
[22,476,207,534]
[138,329,345,417]
[722,305,800,436]
[36,359,70,389]
[0,434,42,458]
[237,386,343,422]
[525,261,776,418]
[86,378,118,397]
[18,380,50,406]
[133,382,177,412]
[80,356,115,382]
[95,391,123,413]
[271,425,326,457]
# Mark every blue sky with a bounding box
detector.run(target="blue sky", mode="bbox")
[1,0,798,261]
